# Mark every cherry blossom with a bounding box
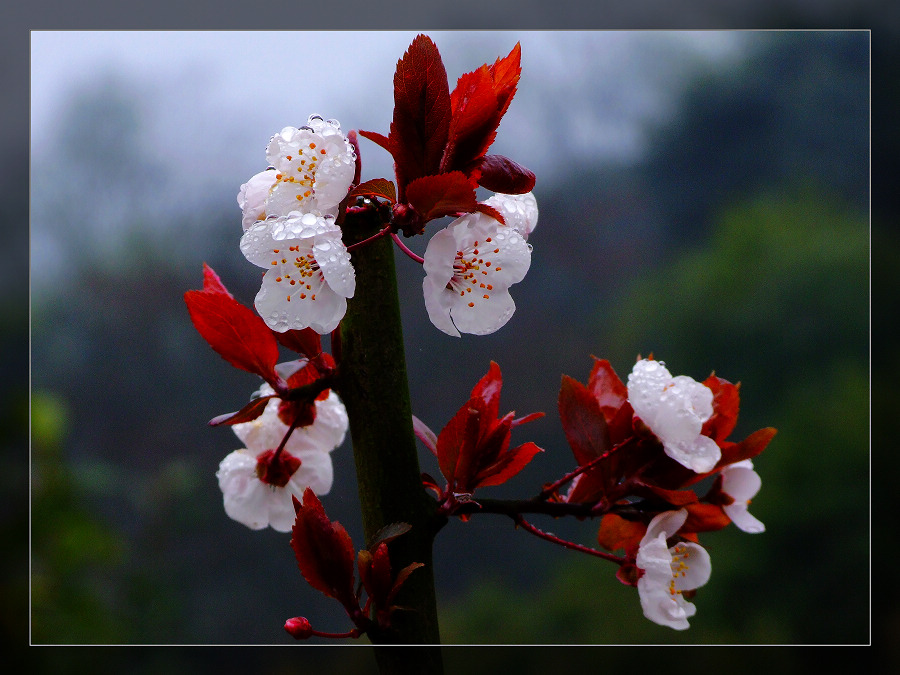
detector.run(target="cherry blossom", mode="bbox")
[626,358,721,473]
[636,509,712,630]
[240,211,355,334]
[422,210,532,337]
[264,115,356,216]
[720,459,765,533]
[216,384,348,532]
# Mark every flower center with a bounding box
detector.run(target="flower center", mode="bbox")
[275,140,330,204]
[668,543,692,596]
[270,245,322,303]
[447,239,498,307]
[255,448,302,488]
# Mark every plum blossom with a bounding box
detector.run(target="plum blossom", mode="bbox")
[720,459,765,533]
[422,209,532,337]
[240,211,355,334]
[216,384,348,532]
[264,116,356,216]
[636,509,711,630]
[627,358,720,473]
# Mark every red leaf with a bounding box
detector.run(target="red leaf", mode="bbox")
[473,202,506,225]
[470,361,503,421]
[405,171,478,222]
[632,482,700,507]
[587,358,629,421]
[476,154,536,195]
[184,268,280,385]
[702,375,741,442]
[290,488,358,610]
[441,43,522,175]
[357,129,392,154]
[208,394,275,426]
[684,502,731,533]
[488,42,522,119]
[720,427,777,466]
[558,375,611,466]
[474,441,543,488]
[348,178,397,204]
[597,513,645,553]
[442,66,499,174]
[436,397,482,487]
[389,34,452,194]
[201,262,233,297]
[387,561,424,606]
[358,542,394,609]
[275,328,322,360]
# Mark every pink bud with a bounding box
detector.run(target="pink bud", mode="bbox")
[284,616,313,639]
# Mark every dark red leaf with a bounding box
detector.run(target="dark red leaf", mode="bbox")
[474,441,543,488]
[184,269,280,385]
[476,154,536,195]
[201,262,233,297]
[405,171,478,222]
[470,361,503,421]
[720,427,777,466]
[389,34,452,193]
[441,66,499,174]
[587,358,629,421]
[358,542,394,609]
[558,375,611,466]
[387,561,424,606]
[290,488,358,610]
[488,42,522,119]
[357,129,392,154]
[208,394,276,426]
[368,522,413,551]
[597,513,645,553]
[435,397,480,486]
[275,328,322,359]
[348,178,397,204]
[684,502,731,533]
[632,481,700,507]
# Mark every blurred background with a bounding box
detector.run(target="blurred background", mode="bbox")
[19,26,878,667]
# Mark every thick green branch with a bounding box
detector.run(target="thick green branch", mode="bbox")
[337,205,444,669]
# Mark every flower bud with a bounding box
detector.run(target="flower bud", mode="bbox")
[284,616,313,639]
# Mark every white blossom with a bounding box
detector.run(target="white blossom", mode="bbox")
[627,359,720,473]
[636,509,711,630]
[721,459,765,533]
[264,115,356,216]
[240,211,355,334]
[422,210,532,337]
[216,385,348,532]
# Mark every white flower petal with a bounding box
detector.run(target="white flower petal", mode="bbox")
[721,460,765,533]
[314,235,355,299]
[627,359,720,473]
[450,287,516,336]
[422,275,461,337]
[238,169,278,230]
[422,213,531,337]
[286,391,349,454]
[217,449,278,531]
[286,449,334,497]
[484,191,538,238]
[670,541,711,591]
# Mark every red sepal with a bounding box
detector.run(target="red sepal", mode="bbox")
[405,171,478,222]
[208,394,276,426]
[290,488,358,612]
[476,154,536,195]
[348,178,397,204]
[184,264,280,386]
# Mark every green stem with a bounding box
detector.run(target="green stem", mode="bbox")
[338,205,444,673]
